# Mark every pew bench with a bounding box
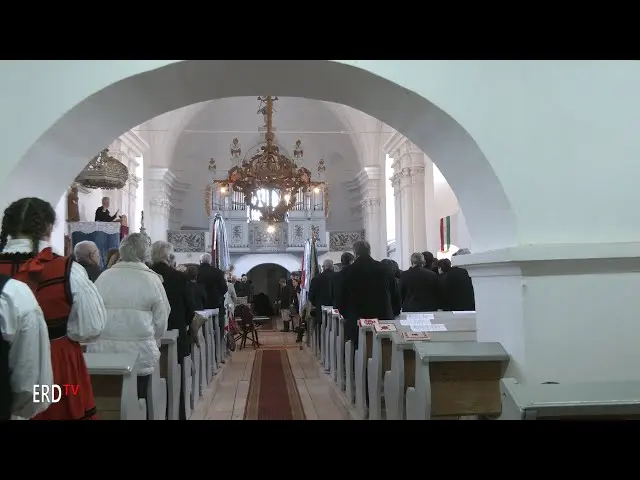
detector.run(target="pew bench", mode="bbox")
[354,321,376,419]
[85,352,146,420]
[500,378,640,420]
[383,314,477,420]
[329,309,340,382]
[406,341,509,420]
[340,314,355,405]
[160,330,181,420]
[321,306,332,370]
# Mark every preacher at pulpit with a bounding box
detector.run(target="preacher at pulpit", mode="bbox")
[95,197,119,222]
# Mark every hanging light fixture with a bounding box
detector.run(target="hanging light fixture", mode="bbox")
[75,148,129,190]
[209,96,326,225]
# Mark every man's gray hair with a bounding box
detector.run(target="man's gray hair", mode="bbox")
[200,253,212,264]
[352,240,371,259]
[410,252,425,267]
[119,233,151,263]
[322,259,334,271]
[102,196,110,202]
[74,241,101,266]
[150,240,175,266]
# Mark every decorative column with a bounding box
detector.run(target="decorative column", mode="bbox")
[410,164,427,253]
[148,194,171,243]
[391,170,403,263]
[356,166,384,259]
[399,165,414,266]
[422,154,440,253]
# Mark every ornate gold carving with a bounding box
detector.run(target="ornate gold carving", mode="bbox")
[205,184,212,215]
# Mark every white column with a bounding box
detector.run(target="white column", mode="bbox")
[51,191,67,255]
[391,171,403,263]
[361,198,382,259]
[148,195,171,242]
[423,155,439,253]
[399,166,413,268]
[410,165,427,252]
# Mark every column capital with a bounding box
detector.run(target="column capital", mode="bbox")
[360,197,381,210]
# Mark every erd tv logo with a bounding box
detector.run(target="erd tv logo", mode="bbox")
[33,384,79,403]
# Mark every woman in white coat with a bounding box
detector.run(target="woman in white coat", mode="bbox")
[88,233,170,402]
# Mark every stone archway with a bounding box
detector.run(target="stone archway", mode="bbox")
[0,60,517,253]
[233,253,299,276]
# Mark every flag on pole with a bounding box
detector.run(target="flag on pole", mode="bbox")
[439,216,451,252]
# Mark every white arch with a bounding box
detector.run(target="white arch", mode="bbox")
[234,253,300,275]
[0,60,516,253]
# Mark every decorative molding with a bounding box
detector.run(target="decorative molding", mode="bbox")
[167,230,205,252]
[150,196,171,209]
[360,198,381,209]
[329,230,365,252]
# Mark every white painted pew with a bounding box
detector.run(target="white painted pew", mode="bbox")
[354,321,376,419]
[344,318,355,405]
[500,378,640,420]
[160,330,180,420]
[197,309,219,372]
[147,362,167,420]
[335,310,346,392]
[85,352,146,420]
[182,354,193,419]
[321,306,331,368]
[406,341,509,420]
[383,313,477,420]
[329,310,339,382]
[199,313,213,384]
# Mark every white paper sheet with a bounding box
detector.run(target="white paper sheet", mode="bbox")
[410,323,447,332]
[400,313,434,326]
[452,311,475,315]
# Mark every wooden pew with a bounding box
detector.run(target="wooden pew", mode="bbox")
[198,308,220,370]
[182,354,193,419]
[85,352,146,420]
[383,313,477,420]
[160,330,181,420]
[335,310,346,392]
[321,306,331,368]
[189,320,207,410]
[343,315,355,405]
[354,320,376,419]
[147,361,167,420]
[329,309,339,382]
[500,378,640,420]
[406,341,509,420]
[199,312,213,384]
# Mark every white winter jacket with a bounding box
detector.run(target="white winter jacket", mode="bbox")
[88,261,170,376]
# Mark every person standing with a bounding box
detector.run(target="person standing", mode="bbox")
[0,197,107,420]
[276,277,294,332]
[197,253,228,339]
[338,241,399,349]
[0,275,54,420]
[73,240,102,282]
[308,259,336,343]
[94,196,119,222]
[399,252,439,312]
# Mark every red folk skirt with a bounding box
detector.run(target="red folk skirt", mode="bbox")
[33,337,98,420]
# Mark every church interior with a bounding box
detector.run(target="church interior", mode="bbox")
[3,60,640,420]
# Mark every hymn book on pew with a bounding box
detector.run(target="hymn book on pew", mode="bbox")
[402,332,431,341]
[374,323,397,333]
[358,319,379,328]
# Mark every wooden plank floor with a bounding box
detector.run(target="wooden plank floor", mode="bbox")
[191,324,350,420]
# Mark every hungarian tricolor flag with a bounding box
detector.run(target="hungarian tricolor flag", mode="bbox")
[440,216,451,252]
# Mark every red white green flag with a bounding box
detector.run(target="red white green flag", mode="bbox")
[440,216,451,252]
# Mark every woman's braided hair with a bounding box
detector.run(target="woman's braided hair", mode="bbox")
[0,197,56,255]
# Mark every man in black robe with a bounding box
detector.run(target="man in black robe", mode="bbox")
[95,196,119,222]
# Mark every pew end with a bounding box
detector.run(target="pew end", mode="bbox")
[407,341,510,420]
[500,378,640,420]
[160,330,181,420]
[84,352,145,420]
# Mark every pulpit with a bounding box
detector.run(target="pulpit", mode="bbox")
[68,222,121,266]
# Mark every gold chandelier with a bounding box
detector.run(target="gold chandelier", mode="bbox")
[209,95,325,225]
[75,148,129,190]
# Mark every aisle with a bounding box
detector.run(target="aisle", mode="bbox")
[193,331,350,420]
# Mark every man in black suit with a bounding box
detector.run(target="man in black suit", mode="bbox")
[94,196,119,222]
[422,251,439,275]
[308,259,337,343]
[338,240,400,348]
[437,258,475,311]
[400,252,439,312]
[333,251,354,309]
[197,253,228,336]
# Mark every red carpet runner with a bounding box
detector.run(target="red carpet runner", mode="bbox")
[243,349,306,420]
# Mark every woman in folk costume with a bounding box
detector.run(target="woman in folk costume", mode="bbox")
[0,197,107,420]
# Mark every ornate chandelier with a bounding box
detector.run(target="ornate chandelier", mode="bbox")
[209,95,326,225]
[75,148,129,190]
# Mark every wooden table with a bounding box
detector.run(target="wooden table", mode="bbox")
[500,378,640,420]
[406,341,509,420]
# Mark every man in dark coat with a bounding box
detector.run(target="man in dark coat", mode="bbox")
[332,251,354,309]
[338,241,400,349]
[400,252,439,312]
[309,258,337,343]
[73,240,102,282]
[197,253,228,336]
[437,258,475,311]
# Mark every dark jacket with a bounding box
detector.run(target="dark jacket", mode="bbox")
[438,267,475,311]
[400,265,440,312]
[197,263,228,309]
[337,255,400,322]
[151,262,195,361]
[235,280,252,298]
[78,261,101,283]
[94,207,117,222]
[277,282,294,309]
[309,269,336,316]
[188,281,207,312]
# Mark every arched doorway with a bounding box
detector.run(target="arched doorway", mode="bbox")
[246,263,289,309]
